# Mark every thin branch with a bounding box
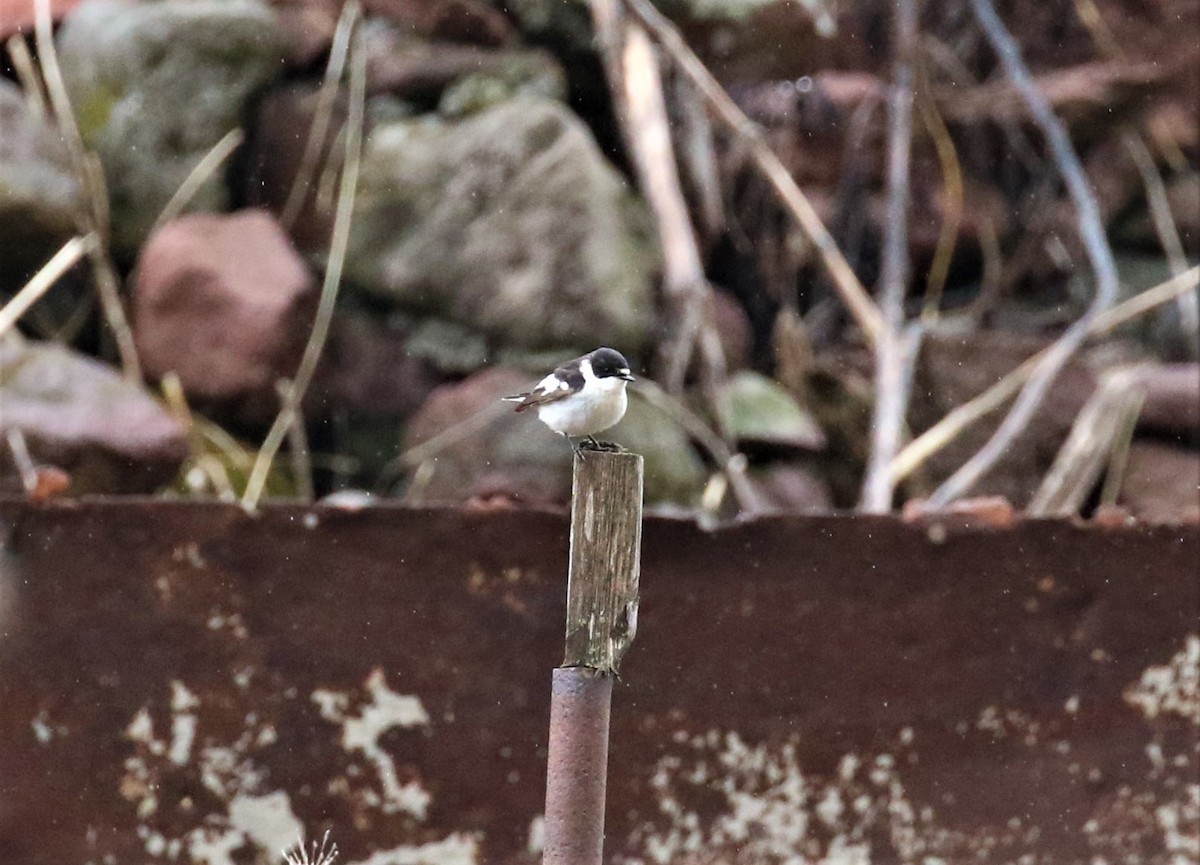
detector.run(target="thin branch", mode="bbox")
[242,8,365,510]
[861,0,918,514]
[0,234,97,338]
[150,128,245,237]
[621,0,886,348]
[280,1,359,230]
[632,379,768,515]
[890,265,1199,485]
[34,0,141,380]
[618,21,716,391]
[924,0,1120,509]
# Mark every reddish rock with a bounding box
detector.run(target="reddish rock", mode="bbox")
[750,463,832,513]
[0,341,187,494]
[133,210,317,421]
[402,367,572,506]
[1121,441,1200,524]
[0,0,83,38]
[710,289,753,370]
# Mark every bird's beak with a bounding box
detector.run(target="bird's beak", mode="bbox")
[619,369,636,382]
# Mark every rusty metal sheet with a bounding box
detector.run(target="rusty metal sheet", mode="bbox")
[0,499,1196,864]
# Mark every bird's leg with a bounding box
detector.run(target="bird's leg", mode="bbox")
[586,435,601,449]
[561,432,585,460]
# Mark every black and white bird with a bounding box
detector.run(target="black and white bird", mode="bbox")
[504,347,636,455]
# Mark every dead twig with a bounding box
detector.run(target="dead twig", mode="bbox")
[923,0,1120,509]
[861,0,919,514]
[618,21,718,392]
[621,0,886,348]
[0,234,97,338]
[242,7,365,510]
[34,0,141,380]
[891,265,1199,485]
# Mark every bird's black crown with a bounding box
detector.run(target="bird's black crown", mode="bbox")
[589,347,633,379]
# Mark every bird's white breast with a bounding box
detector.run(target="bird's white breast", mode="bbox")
[537,375,628,437]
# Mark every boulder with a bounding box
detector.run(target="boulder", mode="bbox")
[133,210,317,420]
[56,0,286,254]
[401,367,705,506]
[0,339,188,494]
[0,80,85,308]
[345,97,659,355]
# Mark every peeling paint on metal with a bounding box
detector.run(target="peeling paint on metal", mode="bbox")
[1124,634,1200,724]
[342,834,479,865]
[313,668,432,818]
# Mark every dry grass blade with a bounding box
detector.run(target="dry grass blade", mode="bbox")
[33,0,141,380]
[5,35,47,117]
[915,45,963,321]
[924,0,1120,509]
[0,234,97,338]
[281,1,360,230]
[890,265,1200,485]
[1123,131,1198,359]
[1027,366,1145,516]
[150,128,245,237]
[621,0,886,348]
[242,9,365,510]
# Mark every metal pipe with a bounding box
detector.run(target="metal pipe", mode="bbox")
[542,666,613,864]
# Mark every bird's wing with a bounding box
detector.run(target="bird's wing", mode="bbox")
[504,363,584,413]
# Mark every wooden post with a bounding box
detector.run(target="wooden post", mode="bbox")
[543,450,644,865]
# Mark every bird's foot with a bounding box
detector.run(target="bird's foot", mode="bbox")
[580,438,625,453]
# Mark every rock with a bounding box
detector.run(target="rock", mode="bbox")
[0,339,188,494]
[346,97,659,354]
[133,210,317,420]
[364,0,512,45]
[711,290,753,370]
[56,0,286,255]
[0,0,83,38]
[0,80,85,307]
[309,312,443,418]
[748,462,832,513]
[306,312,446,486]
[401,367,705,506]
[1120,442,1200,524]
[402,367,572,506]
[242,83,338,253]
[437,48,566,117]
[718,370,826,450]
[605,393,708,506]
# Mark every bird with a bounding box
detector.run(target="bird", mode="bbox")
[503,347,636,456]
